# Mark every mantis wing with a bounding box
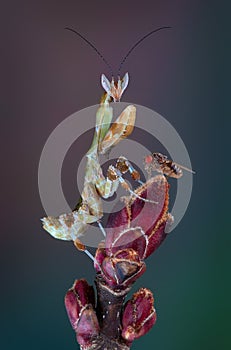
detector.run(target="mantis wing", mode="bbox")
[99,105,136,155]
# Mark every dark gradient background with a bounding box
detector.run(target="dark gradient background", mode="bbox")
[1,1,230,349]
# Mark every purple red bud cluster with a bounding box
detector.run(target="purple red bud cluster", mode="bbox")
[65,175,172,349]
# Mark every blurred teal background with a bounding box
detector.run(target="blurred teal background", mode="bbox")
[1,1,230,349]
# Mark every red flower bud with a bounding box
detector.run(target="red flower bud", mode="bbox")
[122,288,157,342]
[105,175,171,260]
[64,279,99,347]
[75,305,100,347]
[100,248,146,288]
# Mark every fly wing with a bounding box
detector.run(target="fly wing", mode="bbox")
[174,163,196,174]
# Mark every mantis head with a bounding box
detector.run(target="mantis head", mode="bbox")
[101,73,129,102]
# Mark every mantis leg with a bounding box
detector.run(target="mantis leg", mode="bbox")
[41,211,88,241]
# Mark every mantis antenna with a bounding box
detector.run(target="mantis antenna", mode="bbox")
[118,26,171,75]
[65,27,114,76]
[65,26,171,77]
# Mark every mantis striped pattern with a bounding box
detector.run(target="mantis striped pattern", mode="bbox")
[41,27,171,247]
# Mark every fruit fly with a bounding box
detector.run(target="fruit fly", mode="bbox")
[144,152,195,178]
[42,27,171,245]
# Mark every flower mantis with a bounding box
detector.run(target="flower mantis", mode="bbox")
[42,26,171,244]
[40,27,193,350]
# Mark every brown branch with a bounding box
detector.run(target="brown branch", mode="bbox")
[92,275,130,349]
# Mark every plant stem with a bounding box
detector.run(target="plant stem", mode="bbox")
[86,275,131,350]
